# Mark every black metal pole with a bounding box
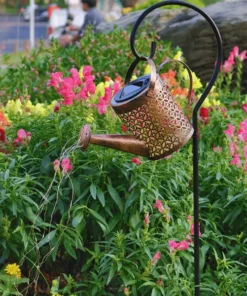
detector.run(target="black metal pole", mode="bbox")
[129,2,222,295]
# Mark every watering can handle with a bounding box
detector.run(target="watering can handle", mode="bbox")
[124,57,157,91]
[157,59,193,105]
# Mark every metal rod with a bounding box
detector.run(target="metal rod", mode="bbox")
[129,1,223,295]
[29,0,35,49]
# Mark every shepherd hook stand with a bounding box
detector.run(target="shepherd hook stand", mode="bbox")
[129,1,223,295]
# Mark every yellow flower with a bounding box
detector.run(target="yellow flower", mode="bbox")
[47,100,58,112]
[130,75,137,82]
[31,103,48,116]
[212,99,221,106]
[122,7,132,14]
[95,82,105,97]
[202,97,211,108]
[144,64,150,75]
[182,70,202,90]
[174,50,182,61]
[86,113,94,123]
[79,67,83,80]
[5,263,21,278]
[5,99,23,115]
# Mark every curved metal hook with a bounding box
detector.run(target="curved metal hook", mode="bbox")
[130,0,223,112]
[130,2,222,296]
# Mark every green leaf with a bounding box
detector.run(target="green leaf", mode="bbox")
[37,230,57,248]
[89,209,108,231]
[64,238,77,259]
[107,264,117,285]
[151,287,161,296]
[97,187,105,207]
[107,184,123,213]
[72,212,84,227]
[90,184,97,199]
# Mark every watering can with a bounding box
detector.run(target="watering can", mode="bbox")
[79,57,194,160]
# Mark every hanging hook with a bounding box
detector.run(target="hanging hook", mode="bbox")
[129,2,223,296]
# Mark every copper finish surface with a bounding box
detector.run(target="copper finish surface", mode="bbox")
[90,134,150,156]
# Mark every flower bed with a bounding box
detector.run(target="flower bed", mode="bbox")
[0,27,247,295]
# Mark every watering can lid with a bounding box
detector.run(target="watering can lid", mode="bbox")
[112,74,150,103]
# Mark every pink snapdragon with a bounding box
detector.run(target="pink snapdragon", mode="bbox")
[96,87,114,115]
[242,104,247,114]
[47,66,96,106]
[151,252,161,265]
[244,145,247,159]
[153,199,165,214]
[61,158,73,174]
[190,223,202,237]
[237,119,247,141]
[144,213,150,225]
[47,72,63,91]
[229,142,237,156]
[232,46,247,61]
[213,146,222,153]
[230,154,242,168]
[14,129,32,146]
[53,159,60,173]
[224,124,235,137]
[131,157,141,165]
[168,240,189,254]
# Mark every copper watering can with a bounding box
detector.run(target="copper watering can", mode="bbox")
[79,56,194,160]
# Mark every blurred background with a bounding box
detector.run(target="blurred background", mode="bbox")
[0,0,223,55]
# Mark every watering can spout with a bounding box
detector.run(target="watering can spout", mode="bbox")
[79,124,150,157]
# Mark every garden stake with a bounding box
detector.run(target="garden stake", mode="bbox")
[79,1,222,294]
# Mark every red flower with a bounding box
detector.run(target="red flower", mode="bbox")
[200,107,209,124]
[121,125,128,133]
[131,157,141,165]
[242,104,247,114]
[0,128,6,142]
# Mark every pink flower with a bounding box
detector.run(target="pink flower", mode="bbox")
[244,145,247,159]
[232,46,239,58]
[186,234,193,244]
[229,142,237,156]
[144,213,149,225]
[83,66,92,77]
[61,158,72,174]
[190,223,202,237]
[123,287,130,296]
[70,68,81,87]
[131,157,141,165]
[239,50,247,61]
[176,240,189,251]
[242,104,247,114]
[224,124,235,137]
[17,129,27,139]
[151,252,161,265]
[47,72,63,91]
[53,159,60,172]
[213,146,222,153]
[223,60,233,73]
[168,240,178,253]
[113,82,120,95]
[97,97,108,114]
[85,81,96,94]
[230,154,242,168]
[244,162,247,172]
[153,199,165,214]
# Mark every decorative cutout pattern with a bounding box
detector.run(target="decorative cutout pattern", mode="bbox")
[119,80,193,159]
